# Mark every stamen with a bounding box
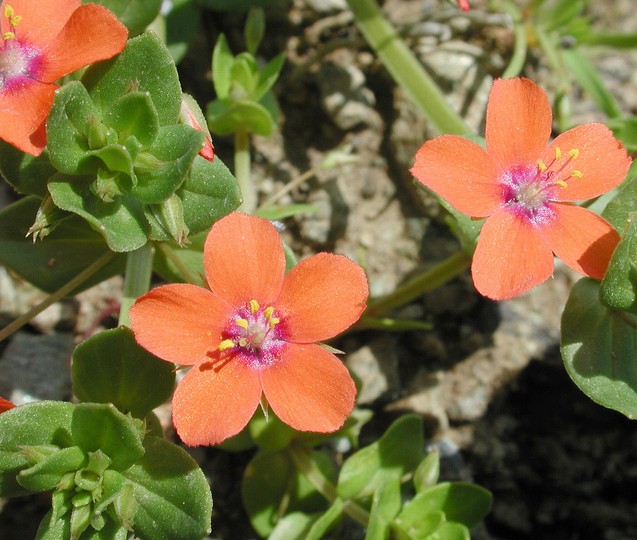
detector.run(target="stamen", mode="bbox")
[263,306,274,319]
[9,14,20,27]
[537,160,547,172]
[218,339,235,351]
[249,299,260,313]
[268,317,280,328]
[571,170,583,179]
[568,148,579,159]
[4,5,14,18]
[555,180,568,188]
[554,147,562,159]
[3,31,14,40]
[235,318,249,330]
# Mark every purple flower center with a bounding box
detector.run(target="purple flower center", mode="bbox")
[218,300,285,369]
[500,147,583,225]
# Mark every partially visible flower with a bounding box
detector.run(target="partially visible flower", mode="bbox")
[456,0,470,11]
[0,396,14,413]
[411,77,631,300]
[130,212,368,446]
[179,95,214,162]
[0,0,128,155]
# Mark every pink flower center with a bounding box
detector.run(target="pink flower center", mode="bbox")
[218,299,285,368]
[0,6,40,91]
[500,146,583,224]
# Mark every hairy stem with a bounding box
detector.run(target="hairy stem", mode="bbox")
[119,242,154,327]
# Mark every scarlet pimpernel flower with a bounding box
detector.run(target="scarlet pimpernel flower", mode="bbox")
[0,0,128,155]
[130,212,368,446]
[411,78,631,300]
[0,396,14,413]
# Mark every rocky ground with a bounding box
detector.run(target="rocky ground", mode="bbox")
[2,0,637,538]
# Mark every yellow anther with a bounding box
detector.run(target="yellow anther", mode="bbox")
[218,339,235,351]
[568,148,580,159]
[235,318,249,330]
[570,170,583,179]
[555,180,568,188]
[4,5,14,18]
[239,338,248,347]
[537,160,547,172]
[2,31,14,40]
[554,147,562,159]
[269,317,280,328]
[10,14,21,27]
[249,299,260,313]
[263,306,274,319]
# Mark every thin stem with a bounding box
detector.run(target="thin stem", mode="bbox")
[235,129,256,213]
[346,0,471,136]
[288,444,370,527]
[258,166,319,210]
[498,1,527,79]
[155,242,201,286]
[119,242,154,327]
[365,250,471,317]
[0,251,116,343]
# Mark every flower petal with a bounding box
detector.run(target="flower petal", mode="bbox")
[172,359,262,446]
[411,135,502,217]
[541,203,619,279]
[486,78,552,171]
[545,123,631,202]
[0,396,15,413]
[2,0,79,49]
[204,212,286,307]
[38,4,128,83]
[471,208,555,300]
[129,284,232,366]
[260,343,356,433]
[0,78,55,155]
[276,253,368,343]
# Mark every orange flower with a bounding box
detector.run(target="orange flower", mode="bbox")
[411,78,631,300]
[0,396,14,413]
[0,0,128,155]
[129,212,368,446]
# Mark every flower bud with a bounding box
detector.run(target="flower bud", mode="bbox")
[179,94,214,162]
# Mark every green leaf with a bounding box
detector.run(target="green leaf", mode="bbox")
[366,476,401,540]
[394,510,445,540]
[84,0,162,36]
[537,0,586,33]
[0,142,57,197]
[599,213,637,314]
[242,451,294,536]
[72,327,175,418]
[244,7,265,55]
[83,32,182,127]
[211,34,235,99]
[414,451,440,493]
[17,446,86,493]
[253,53,285,102]
[0,196,125,293]
[562,277,637,418]
[177,153,241,235]
[602,172,637,232]
[36,508,130,540]
[71,404,145,471]
[248,412,296,452]
[48,177,150,252]
[268,512,316,540]
[131,125,204,204]
[164,0,200,63]
[430,522,471,540]
[399,482,492,531]
[207,99,275,136]
[104,91,160,149]
[0,401,75,498]
[152,230,206,283]
[337,415,423,500]
[123,436,213,540]
[231,53,258,97]
[306,499,344,540]
[47,81,105,175]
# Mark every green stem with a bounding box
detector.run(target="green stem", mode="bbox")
[0,251,116,343]
[288,444,370,527]
[119,242,154,327]
[498,0,528,79]
[235,129,256,213]
[346,0,471,136]
[365,250,471,317]
[155,242,201,286]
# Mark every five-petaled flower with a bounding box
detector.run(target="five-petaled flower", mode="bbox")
[0,0,128,155]
[411,77,631,300]
[130,212,368,446]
